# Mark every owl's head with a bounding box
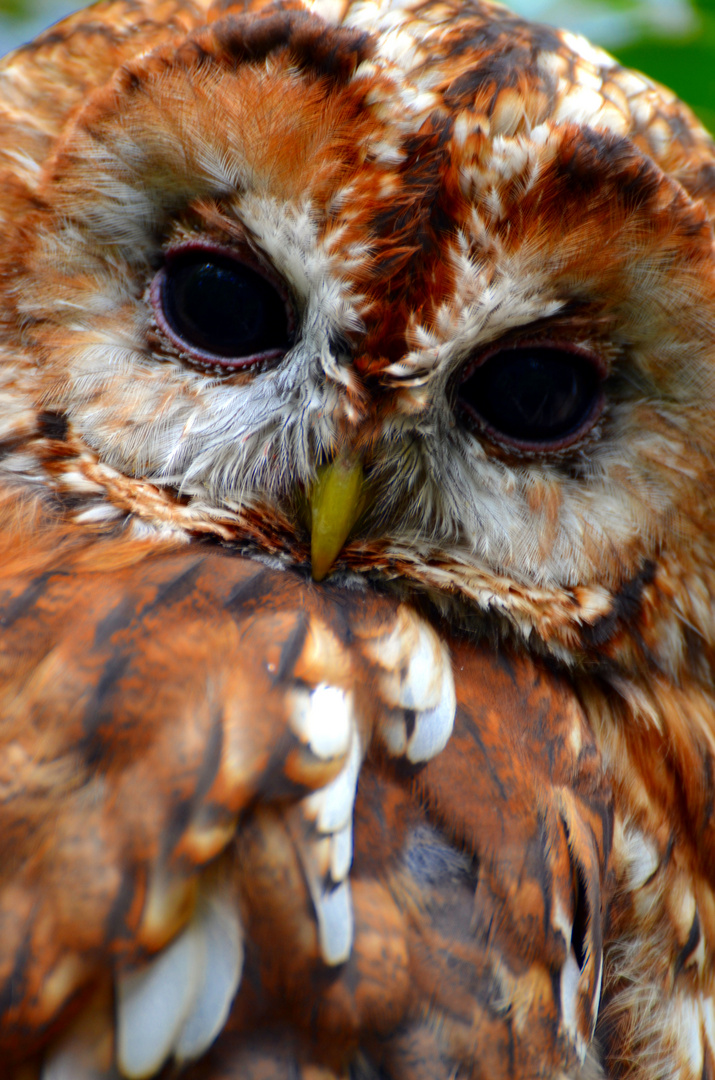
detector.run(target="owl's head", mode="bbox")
[3,0,715,667]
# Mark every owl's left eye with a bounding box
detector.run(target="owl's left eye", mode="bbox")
[456,345,604,450]
[151,248,293,368]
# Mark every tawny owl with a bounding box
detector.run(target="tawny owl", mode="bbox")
[0,0,712,1077]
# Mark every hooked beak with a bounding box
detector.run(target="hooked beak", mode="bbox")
[309,447,365,581]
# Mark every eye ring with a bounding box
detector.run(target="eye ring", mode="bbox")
[455,341,606,452]
[150,243,295,370]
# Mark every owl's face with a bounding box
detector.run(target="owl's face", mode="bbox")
[8,0,715,656]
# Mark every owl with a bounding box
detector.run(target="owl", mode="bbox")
[0,0,713,1077]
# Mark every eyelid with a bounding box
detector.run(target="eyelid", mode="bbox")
[458,338,609,384]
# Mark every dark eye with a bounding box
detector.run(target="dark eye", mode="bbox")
[457,346,603,449]
[152,249,293,368]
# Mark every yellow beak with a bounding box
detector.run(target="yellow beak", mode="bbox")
[310,449,364,581]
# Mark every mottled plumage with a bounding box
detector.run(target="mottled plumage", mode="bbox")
[0,0,714,1077]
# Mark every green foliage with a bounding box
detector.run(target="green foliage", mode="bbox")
[0,0,33,18]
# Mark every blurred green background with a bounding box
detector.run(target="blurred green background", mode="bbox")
[0,0,712,132]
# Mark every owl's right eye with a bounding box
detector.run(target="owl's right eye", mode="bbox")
[151,248,293,368]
